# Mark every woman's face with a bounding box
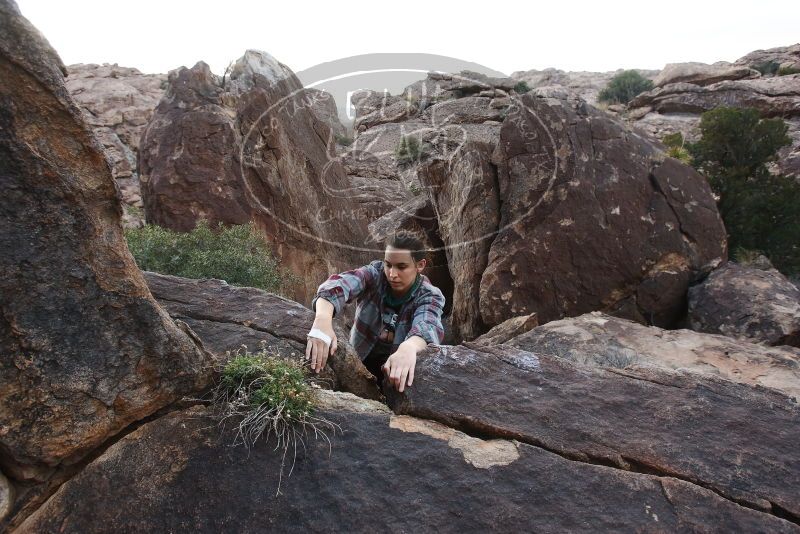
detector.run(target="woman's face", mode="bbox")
[384,246,426,295]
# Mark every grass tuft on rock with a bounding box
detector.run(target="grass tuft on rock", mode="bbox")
[210,344,339,495]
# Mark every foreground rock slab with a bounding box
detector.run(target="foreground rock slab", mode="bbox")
[17,392,797,533]
[508,311,800,399]
[387,343,800,524]
[144,272,379,400]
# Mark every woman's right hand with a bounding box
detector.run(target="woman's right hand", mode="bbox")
[306,317,338,374]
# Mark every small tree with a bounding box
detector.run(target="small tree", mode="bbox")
[687,106,798,275]
[513,80,531,94]
[598,70,654,105]
[395,135,422,165]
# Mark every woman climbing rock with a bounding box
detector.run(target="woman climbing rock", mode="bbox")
[306,231,446,392]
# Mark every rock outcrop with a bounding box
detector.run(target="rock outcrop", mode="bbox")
[477,90,726,331]
[472,313,539,345]
[386,343,800,525]
[507,311,800,399]
[627,61,800,178]
[688,262,800,347]
[144,271,380,400]
[5,6,800,532]
[734,43,800,72]
[629,75,800,119]
[652,62,759,88]
[16,390,799,533]
[139,52,374,303]
[65,63,167,224]
[346,74,727,340]
[0,0,214,523]
[510,68,659,105]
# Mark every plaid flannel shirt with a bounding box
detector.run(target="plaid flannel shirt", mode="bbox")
[311,260,446,360]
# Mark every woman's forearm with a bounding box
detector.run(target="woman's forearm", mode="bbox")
[314,297,335,322]
[399,335,427,354]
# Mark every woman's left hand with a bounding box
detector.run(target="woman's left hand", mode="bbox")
[382,346,417,392]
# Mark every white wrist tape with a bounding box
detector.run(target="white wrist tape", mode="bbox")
[307,328,332,347]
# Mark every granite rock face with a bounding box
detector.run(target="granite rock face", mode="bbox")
[477,90,726,330]
[144,271,380,400]
[688,262,800,347]
[652,62,760,88]
[508,311,800,399]
[16,391,799,533]
[139,52,374,303]
[351,75,727,340]
[734,43,800,72]
[0,0,213,479]
[65,62,167,222]
[386,343,800,524]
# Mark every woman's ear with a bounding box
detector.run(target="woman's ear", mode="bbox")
[416,258,427,272]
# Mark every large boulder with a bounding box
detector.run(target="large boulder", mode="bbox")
[143,271,380,400]
[0,0,213,480]
[139,61,250,231]
[139,51,374,304]
[15,390,797,533]
[508,311,800,399]
[417,130,502,340]
[478,89,726,330]
[734,43,800,73]
[652,62,759,88]
[386,343,800,523]
[688,262,800,347]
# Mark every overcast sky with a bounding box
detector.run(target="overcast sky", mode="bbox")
[16,0,800,77]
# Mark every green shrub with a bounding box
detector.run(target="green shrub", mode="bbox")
[219,349,316,420]
[667,145,692,164]
[661,132,692,163]
[778,66,800,76]
[688,107,790,177]
[598,70,654,105]
[513,80,531,94]
[662,132,684,149]
[125,220,294,292]
[733,246,765,266]
[752,61,781,76]
[334,133,353,146]
[395,135,422,165]
[687,106,798,275]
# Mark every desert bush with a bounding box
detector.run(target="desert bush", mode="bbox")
[125,220,295,292]
[662,132,692,163]
[334,133,353,146]
[395,135,423,165]
[687,107,798,275]
[598,70,654,104]
[751,61,781,76]
[513,80,531,93]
